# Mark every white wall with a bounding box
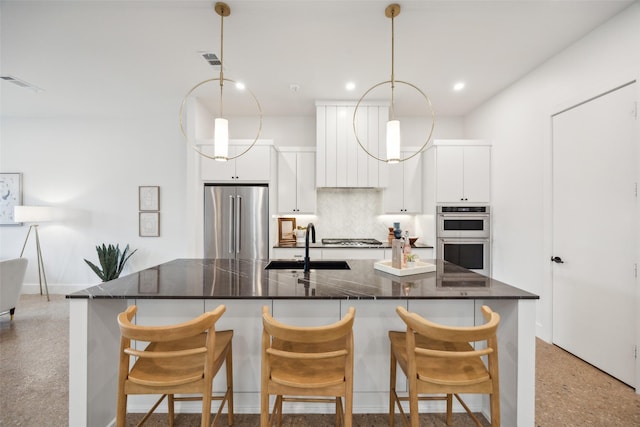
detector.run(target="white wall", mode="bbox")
[0,116,189,290]
[463,2,640,341]
[0,110,462,291]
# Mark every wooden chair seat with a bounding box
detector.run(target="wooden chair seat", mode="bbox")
[388,332,490,388]
[269,357,346,389]
[127,330,233,388]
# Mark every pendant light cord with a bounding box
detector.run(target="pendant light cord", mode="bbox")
[219,5,225,117]
[390,9,396,120]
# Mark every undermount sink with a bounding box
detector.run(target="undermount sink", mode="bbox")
[265,260,351,270]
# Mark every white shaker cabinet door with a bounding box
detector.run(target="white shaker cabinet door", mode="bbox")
[201,145,237,181]
[403,151,422,212]
[461,146,491,203]
[234,145,271,181]
[321,248,385,260]
[277,150,316,214]
[435,146,465,202]
[384,151,422,213]
[272,248,322,260]
[201,145,271,182]
[205,300,265,394]
[435,145,490,204]
[296,151,316,213]
[277,152,297,212]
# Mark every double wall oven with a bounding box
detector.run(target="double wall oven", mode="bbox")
[437,206,491,277]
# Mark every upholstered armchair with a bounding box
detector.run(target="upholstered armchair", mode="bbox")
[0,258,28,320]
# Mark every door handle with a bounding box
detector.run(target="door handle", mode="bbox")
[229,195,235,254]
[551,256,564,264]
[236,196,242,254]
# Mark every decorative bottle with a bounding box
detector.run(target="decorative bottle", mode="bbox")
[402,231,411,267]
[393,222,402,239]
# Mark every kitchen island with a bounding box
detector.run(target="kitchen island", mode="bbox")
[68,258,538,427]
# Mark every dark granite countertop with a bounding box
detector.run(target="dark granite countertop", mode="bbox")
[274,242,434,249]
[67,259,538,301]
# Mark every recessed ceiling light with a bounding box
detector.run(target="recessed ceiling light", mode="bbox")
[453,82,465,91]
[345,82,356,91]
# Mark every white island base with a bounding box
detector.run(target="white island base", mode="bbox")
[69,297,535,427]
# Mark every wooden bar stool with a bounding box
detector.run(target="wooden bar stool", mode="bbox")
[260,306,355,427]
[116,305,234,427]
[389,305,501,427]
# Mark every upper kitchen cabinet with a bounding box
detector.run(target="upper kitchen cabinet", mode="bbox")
[424,140,491,208]
[201,143,273,182]
[384,150,422,213]
[316,101,389,188]
[277,148,316,214]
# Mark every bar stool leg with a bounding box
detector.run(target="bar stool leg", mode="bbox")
[389,348,397,427]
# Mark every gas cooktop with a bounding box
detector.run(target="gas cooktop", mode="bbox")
[321,238,383,246]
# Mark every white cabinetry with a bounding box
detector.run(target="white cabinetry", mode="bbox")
[272,247,321,260]
[201,144,272,182]
[425,141,491,207]
[316,101,389,188]
[322,248,385,260]
[277,149,316,214]
[384,150,422,213]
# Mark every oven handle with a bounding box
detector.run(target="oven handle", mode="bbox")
[438,238,490,244]
[438,214,490,220]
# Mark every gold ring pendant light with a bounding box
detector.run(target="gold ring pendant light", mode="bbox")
[179,2,263,162]
[353,4,435,164]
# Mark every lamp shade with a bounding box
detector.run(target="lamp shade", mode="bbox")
[14,206,54,223]
[386,120,401,163]
[214,117,229,160]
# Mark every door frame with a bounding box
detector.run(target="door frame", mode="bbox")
[542,72,640,390]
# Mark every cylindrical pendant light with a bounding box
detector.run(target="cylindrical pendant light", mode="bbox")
[386,120,401,163]
[179,2,262,162]
[353,4,435,163]
[214,117,229,160]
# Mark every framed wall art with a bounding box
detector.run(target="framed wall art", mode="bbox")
[139,212,160,237]
[139,186,160,211]
[0,172,22,225]
[278,217,296,245]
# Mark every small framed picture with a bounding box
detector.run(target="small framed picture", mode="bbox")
[138,268,159,293]
[139,212,160,237]
[278,217,296,245]
[139,186,159,211]
[0,172,22,225]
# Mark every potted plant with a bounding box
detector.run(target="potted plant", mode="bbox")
[84,243,137,282]
[405,253,419,268]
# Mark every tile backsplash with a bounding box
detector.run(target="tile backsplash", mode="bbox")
[306,188,425,243]
[278,188,435,246]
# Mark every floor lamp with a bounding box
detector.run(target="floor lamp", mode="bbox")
[14,206,52,301]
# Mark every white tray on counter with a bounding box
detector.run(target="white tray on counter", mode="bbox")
[374,260,436,276]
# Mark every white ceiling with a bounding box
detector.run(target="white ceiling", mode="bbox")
[0,0,634,119]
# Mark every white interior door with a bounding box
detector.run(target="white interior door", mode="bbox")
[552,81,637,386]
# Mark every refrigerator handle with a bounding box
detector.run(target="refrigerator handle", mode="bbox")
[229,195,235,254]
[236,195,242,253]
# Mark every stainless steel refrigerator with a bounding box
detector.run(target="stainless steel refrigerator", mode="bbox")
[204,184,269,259]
